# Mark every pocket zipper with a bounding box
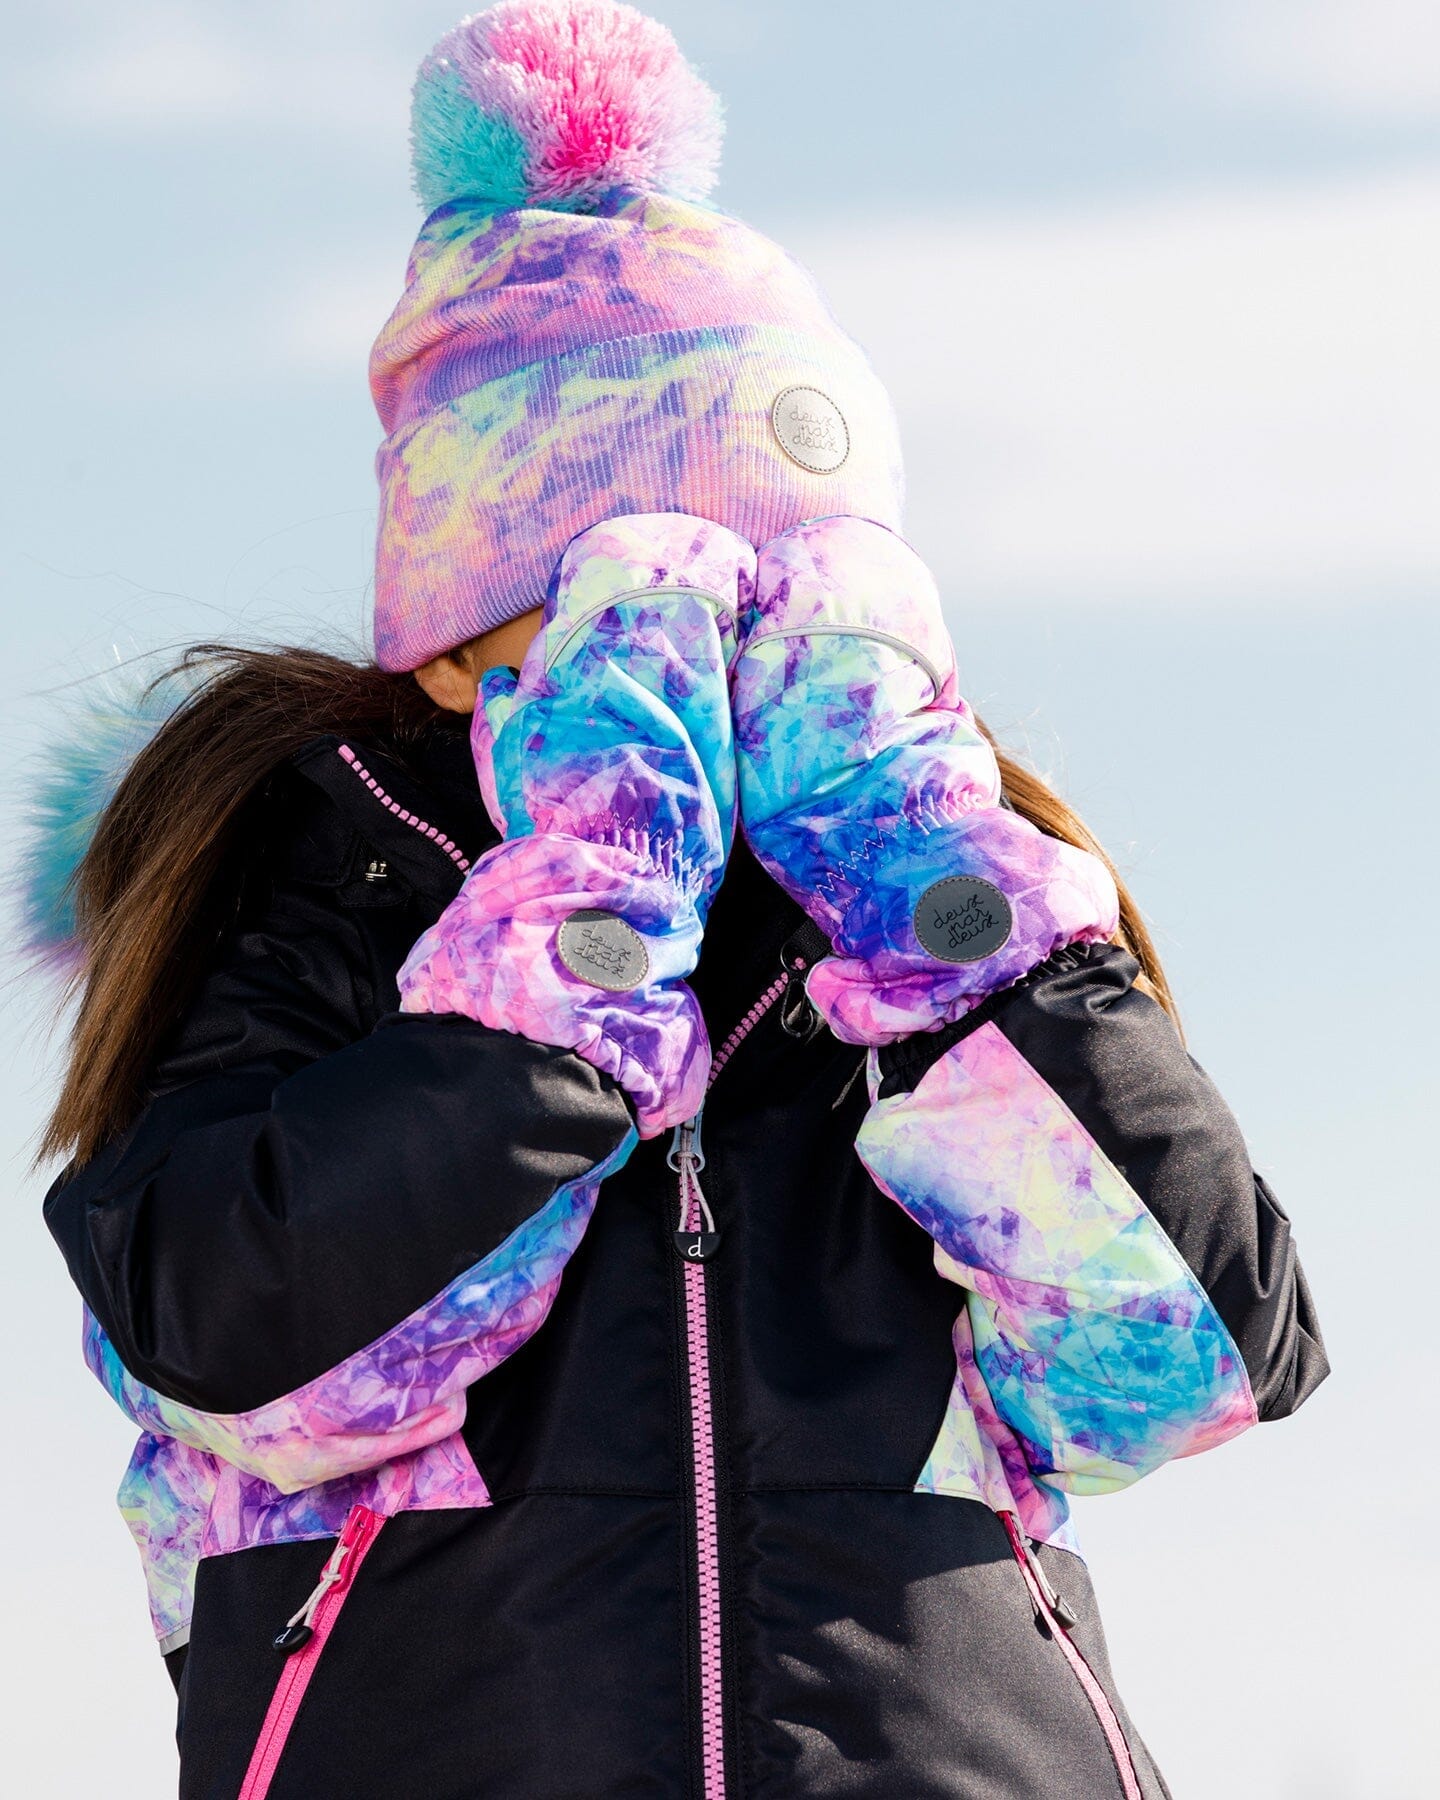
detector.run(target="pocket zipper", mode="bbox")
[999,1512,1144,1800]
[237,1506,386,1800]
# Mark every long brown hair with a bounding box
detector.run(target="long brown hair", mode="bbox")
[41,646,1176,1166]
[39,647,438,1167]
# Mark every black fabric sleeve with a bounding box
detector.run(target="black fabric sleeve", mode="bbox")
[877,944,1328,1421]
[44,865,633,1417]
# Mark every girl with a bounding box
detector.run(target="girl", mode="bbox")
[32,5,1326,1796]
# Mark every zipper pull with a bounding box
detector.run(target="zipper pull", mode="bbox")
[274,1539,350,1654]
[779,921,831,1041]
[1022,1533,1079,1632]
[779,949,822,1040]
[272,1510,371,1654]
[667,1111,706,1175]
[669,1110,720,1260]
[1001,1510,1080,1634]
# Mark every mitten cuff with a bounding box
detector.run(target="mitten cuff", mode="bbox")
[805,809,1119,1044]
[399,834,710,1136]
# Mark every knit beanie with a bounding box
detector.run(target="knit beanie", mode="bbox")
[370,0,906,673]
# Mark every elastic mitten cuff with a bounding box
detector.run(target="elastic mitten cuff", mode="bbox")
[399,833,709,1136]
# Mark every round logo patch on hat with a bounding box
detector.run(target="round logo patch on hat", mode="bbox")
[772,386,850,473]
[557,909,650,991]
[913,877,1014,964]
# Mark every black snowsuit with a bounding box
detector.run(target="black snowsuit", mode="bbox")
[46,721,1327,1798]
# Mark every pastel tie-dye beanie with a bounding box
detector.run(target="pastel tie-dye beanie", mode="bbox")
[369,0,905,672]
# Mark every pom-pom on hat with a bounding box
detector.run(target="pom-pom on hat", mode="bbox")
[370,0,904,672]
[411,0,723,213]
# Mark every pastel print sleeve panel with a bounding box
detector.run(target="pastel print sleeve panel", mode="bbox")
[45,842,636,1493]
[930,943,1330,1423]
[76,1095,632,1494]
[863,945,1328,1495]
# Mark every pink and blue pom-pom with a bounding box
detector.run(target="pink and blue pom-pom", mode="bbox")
[411,0,724,214]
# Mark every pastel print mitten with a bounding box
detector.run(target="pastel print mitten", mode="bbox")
[731,516,1118,1044]
[400,513,755,1135]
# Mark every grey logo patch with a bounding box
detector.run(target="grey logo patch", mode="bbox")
[557,909,650,991]
[771,385,850,473]
[914,877,1014,964]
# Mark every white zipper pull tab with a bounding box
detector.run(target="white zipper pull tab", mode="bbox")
[272,1511,373,1654]
[1022,1533,1080,1631]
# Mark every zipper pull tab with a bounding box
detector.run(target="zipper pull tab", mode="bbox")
[667,1110,706,1174]
[779,948,822,1040]
[1001,1511,1079,1636]
[271,1508,374,1654]
[1023,1534,1079,1633]
[273,1536,351,1654]
[673,1228,721,1261]
[779,921,831,1041]
[670,1110,720,1259]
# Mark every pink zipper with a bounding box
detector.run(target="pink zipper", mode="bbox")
[680,1158,726,1800]
[999,1512,1143,1800]
[670,968,794,1800]
[237,1506,386,1800]
[336,744,472,873]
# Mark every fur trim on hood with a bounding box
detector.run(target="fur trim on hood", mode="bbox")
[18,674,188,973]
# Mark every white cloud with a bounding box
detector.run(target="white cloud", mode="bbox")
[48,164,1440,615]
[45,34,261,127]
[787,171,1440,605]
[15,0,408,135]
[261,168,1440,609]
[1202,0,1440,119]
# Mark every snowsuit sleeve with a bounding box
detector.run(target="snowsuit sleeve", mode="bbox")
[858,943,1328,1494]
[44,850,636,1496]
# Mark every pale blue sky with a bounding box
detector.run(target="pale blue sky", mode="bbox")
[2,4,1437,1795]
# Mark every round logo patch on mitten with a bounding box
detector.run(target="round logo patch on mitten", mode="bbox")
[771,386,850,473]
[558,910,650,990]
[914,877,1013,964]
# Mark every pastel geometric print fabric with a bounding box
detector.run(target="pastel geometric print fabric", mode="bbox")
[116,1430,490,1651]
[83,1140,629,1491]
[87,1135,631,1644]
[858,1022,1258,1545]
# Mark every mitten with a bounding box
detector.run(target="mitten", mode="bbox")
[731,516,1118,1044]
[400,513,755,1134]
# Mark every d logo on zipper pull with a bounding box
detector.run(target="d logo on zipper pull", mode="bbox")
[273,1536,353,1654]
